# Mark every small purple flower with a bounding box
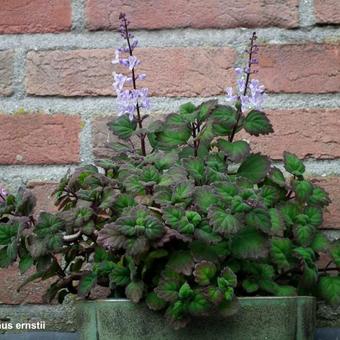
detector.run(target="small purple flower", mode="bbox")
[0,187,7,203]
[113,72,128,92]
[225,87,238,106]
[112,49,120,65]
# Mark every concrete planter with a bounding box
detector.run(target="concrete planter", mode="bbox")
[76,296,316,340]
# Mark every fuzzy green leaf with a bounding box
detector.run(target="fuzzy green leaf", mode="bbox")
[167,251,194,275]
[231,228,268,259]
[246,208,271,234]
[78,272,97,297]
[194,261,217,286]
[188,293,210,316]
[194,186,218,212]
[319,276,340,305]
[295,225,315,247]
[237,154,270,184]
[0,223,18,245]
[35,213,64,237]
[270,238,294,270]
[308,187,331,207]
[293,180,313,202]
[269,208,285,236]
[268,167,286,187]
[182,158,205,184]
[243,110,273,136]
[208,208,240,235]
[216,140,250,163]
[283,152,305,177]
[125,281,144,303]
[108,115,137,139]
[146,292,167,311]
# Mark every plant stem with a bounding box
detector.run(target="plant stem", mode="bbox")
[229,32,257,143]
[192,123,198,157]
[122,16,146,156]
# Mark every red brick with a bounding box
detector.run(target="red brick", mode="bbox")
[86,0,299,30]
[259,44,340,93]
[0,0,71,34]
[315,0,340,25]
[0,114,80,165]
[312,177,340,230]
[0,51,14,96]
[27,181,58,215]
[26,48,236,97]
[239,109,340,160]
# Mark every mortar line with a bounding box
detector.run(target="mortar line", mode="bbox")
[71,0,86,33]
[299,0,315,27]
[0,27,340,51]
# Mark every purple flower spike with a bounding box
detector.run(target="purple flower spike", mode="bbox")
[0,187,8,203]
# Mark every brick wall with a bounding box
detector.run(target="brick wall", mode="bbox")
[0,0,340,303]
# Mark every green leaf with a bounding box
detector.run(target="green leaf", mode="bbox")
[178,282,194,299]
[231,228,268,259]
[305,207,323,227]
[163,207,184,226]
[194,186,218,212]
[221,267,237,288]
[319,276,340,305]
[155,279,180,302]
[188,293,210,316]
[246,208,271,234]
[283,152,305,177]
[207,287,224,304]
[35,212,64,237]
[237,153,270,183]
[311,232,329,252]
[125,281,144,303]
[268,167,286,187]
[78,272,97,297]
[261,185,281,207]
[210,105,237,136]
[110,264,130,286]
[182,158,205,184]
[243,110,273,136]
[193,261,217,286]
[293,180,313,202]
[216,140,250,163]
[308,186,331,207]
[208,208,240,235]
[146,292,167,311]
[194,224,222,244]
[270,238,294,270]
[172,181,195,204]
[242,279,259,293]
[156,126,191,150]
[167,251,194,275]
[269,208,285,236]
[108,115,137,139]
[295,225,315,246]
[300,265,318,288]
[19,255,33,274]
[330,242,340,267]
[0,223,18,245]
[180,102,196,114]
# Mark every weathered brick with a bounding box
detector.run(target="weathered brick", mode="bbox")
[26,48,236,97]
[27,181,58,215]
[0,114,80,165]
[86,0,299,30]
[0,51,14,96]
[239,109,340,160]
[0,0,71,34]
[315,0,340,25]
[312,177,340,230]
[259,44,340,93]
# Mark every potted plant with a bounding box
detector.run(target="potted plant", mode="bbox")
[0,13,339,340]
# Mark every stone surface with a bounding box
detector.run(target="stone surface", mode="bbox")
[76,297,315,340]
[26,48,236,97]
[315,0,340,25]
[0,299,76,333]
[238,109,340,160]
[0,114,80,165]
[86,0,299,30]
[259,44,340,93]
[0,0,71,34]
[0,51,14,96]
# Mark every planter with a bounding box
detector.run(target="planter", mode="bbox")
[76,296,315,340]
